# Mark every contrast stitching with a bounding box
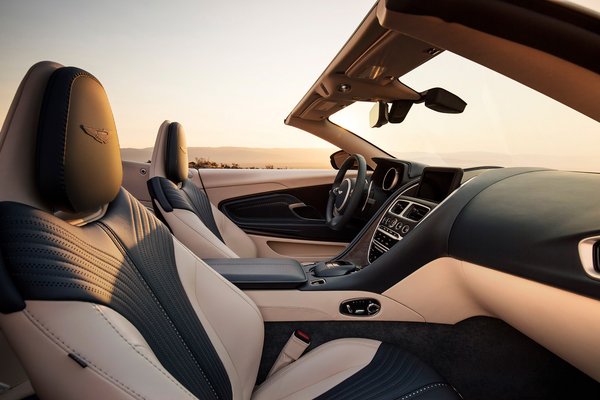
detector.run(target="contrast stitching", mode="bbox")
[98,215,220,399]
[0,214,122,261]
[93,305,196,399]
[398,382,452,400]
[24,308,146,400]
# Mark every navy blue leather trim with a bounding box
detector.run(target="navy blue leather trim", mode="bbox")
[147,176,188,213]
[0,190,232,400]
[204,258,307,289]
[315,343,460,400]
[148,177,225,243]
[165,122,188,184]
[181,180,224,242]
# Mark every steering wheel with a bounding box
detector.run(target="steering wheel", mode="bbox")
[326,154,367,231]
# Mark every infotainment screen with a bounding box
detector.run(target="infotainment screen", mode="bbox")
[416,167,463,202]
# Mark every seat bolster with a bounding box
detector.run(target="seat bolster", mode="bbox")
[149,120,171,180]
[252,338,380,400]
[173,238,264,400]
[0,301,198,400]
[157,201,239,258]
[211,204,258,258]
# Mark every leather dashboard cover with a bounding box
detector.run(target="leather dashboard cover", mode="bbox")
[204,258,307,289]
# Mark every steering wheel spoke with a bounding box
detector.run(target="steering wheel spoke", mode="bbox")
[325,154,367,231]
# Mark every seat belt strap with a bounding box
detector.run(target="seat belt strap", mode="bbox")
[267,330,310,378]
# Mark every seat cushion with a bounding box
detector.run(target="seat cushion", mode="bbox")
[253,338,460,400]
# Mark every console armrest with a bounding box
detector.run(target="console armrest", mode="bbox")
[203,258,307,289]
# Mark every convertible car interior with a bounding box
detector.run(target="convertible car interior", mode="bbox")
[1,0,599,399]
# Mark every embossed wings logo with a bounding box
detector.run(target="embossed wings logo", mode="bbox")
[81,125,111,144]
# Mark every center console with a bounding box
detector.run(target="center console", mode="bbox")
[369,199,431,262]
[368,166,463,263]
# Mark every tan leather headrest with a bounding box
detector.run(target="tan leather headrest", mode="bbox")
[36,66,122,213]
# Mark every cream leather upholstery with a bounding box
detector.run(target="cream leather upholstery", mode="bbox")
[150,121,258,258]
[173,238,263,399]
[161,205,239,259]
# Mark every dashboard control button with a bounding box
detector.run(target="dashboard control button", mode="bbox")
[367,302,381,314]
[401,225,410,234]
[340,299,381,316]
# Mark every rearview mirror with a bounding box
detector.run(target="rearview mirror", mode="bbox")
[421,88,466,114]
[369,101,388,128]
[388,100,413,123]
[368,87,466,128]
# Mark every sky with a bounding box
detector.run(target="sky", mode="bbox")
[1,0,599,172]
[0,0,373,149]
[331,51,600,171]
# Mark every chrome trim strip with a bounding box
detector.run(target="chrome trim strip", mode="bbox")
[578,236,600,281]
[334,178,352,212]
[382,167,399,191]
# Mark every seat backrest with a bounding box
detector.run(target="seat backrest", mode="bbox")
[148,121,257,258]
[0,62,263,400]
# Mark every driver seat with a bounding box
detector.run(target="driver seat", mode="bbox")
[148,121,257,258]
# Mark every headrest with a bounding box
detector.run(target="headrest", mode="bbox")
[36,67,122,213]
[164,122,188,183]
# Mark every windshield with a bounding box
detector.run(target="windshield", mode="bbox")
[330,51,600,172]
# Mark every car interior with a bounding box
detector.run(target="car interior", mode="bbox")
[1,1,600,399]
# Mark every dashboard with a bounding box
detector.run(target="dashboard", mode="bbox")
[315,163,600,305]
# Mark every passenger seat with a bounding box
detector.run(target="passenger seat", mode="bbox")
[148,121,258,258]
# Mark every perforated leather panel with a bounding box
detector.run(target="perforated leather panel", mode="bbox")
[315,343,459,400]
[180,180,224,242]
[0,189,232,400]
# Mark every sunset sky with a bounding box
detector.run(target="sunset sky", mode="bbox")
[0,0,373,149]
[1,0,599,171]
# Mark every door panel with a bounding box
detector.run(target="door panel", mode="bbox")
[199,169,356,206]
[220,190,356,242]
[200,168,359,258]
[122,160,152,208]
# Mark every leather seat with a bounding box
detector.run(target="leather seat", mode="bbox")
[148,121,258,258]
[0,62,461,400]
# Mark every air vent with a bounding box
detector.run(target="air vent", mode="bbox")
[407,204,429,222]
[391,200,409,215]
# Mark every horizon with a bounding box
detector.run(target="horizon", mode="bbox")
[2,1,599,172]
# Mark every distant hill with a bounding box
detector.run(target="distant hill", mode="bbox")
[121,147,598,172]
[121,147,335,169]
